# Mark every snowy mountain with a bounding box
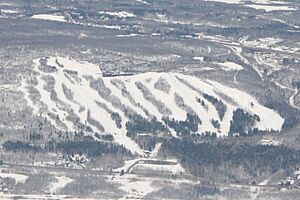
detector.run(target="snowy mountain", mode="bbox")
[20,56,284,154]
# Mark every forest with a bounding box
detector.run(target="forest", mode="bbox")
[159,138,300,181]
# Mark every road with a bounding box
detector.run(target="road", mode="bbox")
[195,36,300,58]
[1,59,13,69]
[125,159,177,173]
[2,161,115,175]
[3,160,280,189]
[289,88,300,110]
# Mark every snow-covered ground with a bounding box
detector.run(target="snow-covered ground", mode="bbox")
[245,4,296,12]
[109,158,192,200]
[0,9,18,14]
[48,175,73,194]
[22,56,285,153]
[242,37,300,53]
[99,11,136,18]
[20,79,39,115]
[204,0,297,12]
[133,162,186,175]
[207,80,284,131]
[215,61,244,71]
[135,0,150,5]
[31,14,67,22]
[116,34,145,38]
[109,174,157,199]
[150,143,161,158]
[242,37,283,49]
[109,164,194,199]
[289,89,300,111]
[192,56,204,62]
[0,169,28,184]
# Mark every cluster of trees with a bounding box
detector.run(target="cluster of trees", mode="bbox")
[203,93,227,120]
[90,78,139,119]
[135,135,158,152]
[111,112,122,128]
[229,108,260,136]
[160,138,300,181]
[28,132,43,141]
[147,182,220,199]
[163,113,201,137]
[292,81,300,89]
[196,97,207,109]
[3,140,43,152]
[211,119,220,129]
[135,81,172,116]
[154,77,171,93]
[192,184,220,197]
[3,138,131,157]
[47,140,131,157]
[126,115,167,137]
[94,133,114,142]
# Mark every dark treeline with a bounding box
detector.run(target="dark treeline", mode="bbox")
[3,140,43,152]
[3,138,132,157]
[126,115,167,137]
[163,113,201,137]
[229,108,260,136]
[160,138,300,181]
[203,93,227,120]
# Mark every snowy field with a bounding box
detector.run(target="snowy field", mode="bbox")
[31,14,67,22]
[0,169,28,184]
[204,0,297,12]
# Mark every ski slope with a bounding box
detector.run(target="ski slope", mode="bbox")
[21,56,285,154]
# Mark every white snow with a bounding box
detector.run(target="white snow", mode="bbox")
[116,76,164,119]
[204,0,242,4]
[215,61,244,71]
[0,194,71,200]
[176,74,230,135]
[0,9,18,14]
[173,74,219,133]
[139,73,187,120]
[34,74,67,129]
[133,162,186,175]
[135,0,150,5]
[31,14,67,22]
[20,79,39,115]
[109,174,156,199]
[33,56,144,155]
[47,56,101,78]
[110,157,190,199]
[242,37,283,49]
[289,89,300,111]
[36,72,74,130]
[192,56,204,62]
[98,24,125,31]
[27,55,285,153]
[204,0,297,12]
[200,67,215,71]
[207,80,284,131]
[245,4,296,12]
[102,78,147,118]
[48,176,73,194]
[0,3,15,6]
[150,143,161,158]
[116,34,144,38]
[99,11,136,18]
[0,170,28,184]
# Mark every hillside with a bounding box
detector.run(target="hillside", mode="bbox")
[19,56,285,154]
